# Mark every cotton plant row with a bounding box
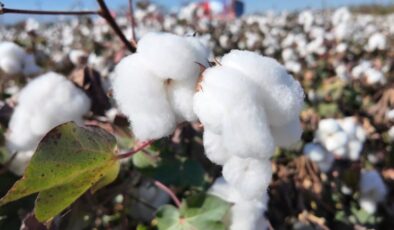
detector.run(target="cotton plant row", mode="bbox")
[112,32,304,229]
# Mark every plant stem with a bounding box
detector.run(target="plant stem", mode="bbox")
[0,1,137,53]
[154,180,181,208]
[127,0,137,46]
[97,0,136,52]
[0,7,99,15]
[116,140,154,159]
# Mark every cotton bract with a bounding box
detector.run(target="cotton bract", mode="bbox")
[112,32,209,140]
[6,72,91,175]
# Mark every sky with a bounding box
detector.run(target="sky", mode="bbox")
[0,0,392,24]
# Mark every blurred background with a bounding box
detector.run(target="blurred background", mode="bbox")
[0,0,393,229]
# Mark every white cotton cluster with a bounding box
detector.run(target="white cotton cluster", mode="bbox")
[209,177,269,230]
[366,33,387,52]
[6,72,91,175]
[112,32,209,140]
[305,118,366,170]
[195,50,304,229]
[69,49,88,66]
[359,170,387,214]
[0,42,41,75]
[303,143,334,172]
[351,62,386,85]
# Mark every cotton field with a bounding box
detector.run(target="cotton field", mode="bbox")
[0,2,393,230]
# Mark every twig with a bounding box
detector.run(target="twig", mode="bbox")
[97,0,136,52]
[116,140,154,159]
[154,180,181,208]
[0,1,136,53]
[0,7,98,15]
[127,0,137,46]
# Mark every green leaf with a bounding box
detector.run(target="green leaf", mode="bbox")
[0,122,119,222]
[156,194,230,230]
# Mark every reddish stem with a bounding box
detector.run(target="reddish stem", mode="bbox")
[116,140,154,159]
[154,180,181,208]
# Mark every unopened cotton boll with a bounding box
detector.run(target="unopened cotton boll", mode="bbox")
[6,72,91,175]
[359,170,387,213]
[223,156,272,200]
[220,50,304,127]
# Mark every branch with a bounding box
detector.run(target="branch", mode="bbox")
[128,0,137,46]
[154,180,181,208]
[0,8,99,16]
[97,0,136,53]
[116,140,154,159]
[0,1,137,53]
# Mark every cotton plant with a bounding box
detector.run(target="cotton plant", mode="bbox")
[359,170,388,214]
[6,72,91,175]
[0,41,41,76]
[351,61,386,85]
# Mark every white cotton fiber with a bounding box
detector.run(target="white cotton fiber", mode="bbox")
[0,42,41,75]
[220,50,304,127]
[203,130,231,165]
[69,49,88,66]
[359,170,387,213]
[113,33,209,140]
[194,66,276,159]
[230,201,266,230]
[366,33,386,52]
[223,156,272,200]
[6,72,91,174]
[208,177,244,203]
[137,32,208,81]
[304,143,334,172]
[113,54,176,140]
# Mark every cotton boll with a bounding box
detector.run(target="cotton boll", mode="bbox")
[195,66,276,159]
[324,131,348,153]
[203,130,231,165]
[208,177,244,203]
[316,118,341,140]
[271,118,302,147]
[304,143,334,172]
[364,68,386,85]
[359,170,387,213]
[221,50,304,127]
[113,54,176,140]
[223,156,272,200]
[0,42,25,74]
[6,72,91,174]
[230,200,266,230]
[167,77,199,122]
[137,32,208,81]
[366,33,386,52]
[69,49,88,66]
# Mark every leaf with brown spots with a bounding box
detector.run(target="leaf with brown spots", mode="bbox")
[0,122,119,223]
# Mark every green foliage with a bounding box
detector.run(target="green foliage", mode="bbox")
[0,122,119,222]
[156,194,230,230]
